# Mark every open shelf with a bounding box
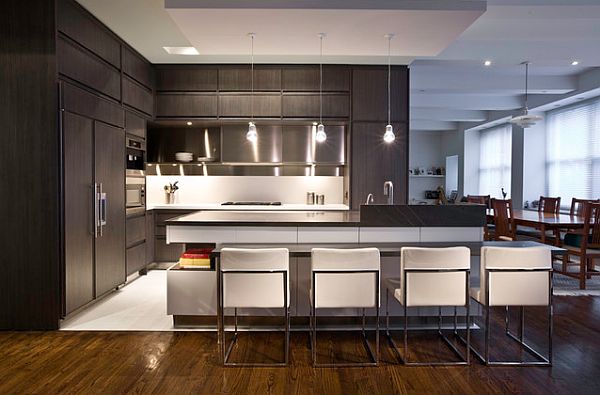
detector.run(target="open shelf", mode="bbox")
[409,175,445,178]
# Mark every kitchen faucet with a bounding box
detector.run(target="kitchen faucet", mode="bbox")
[383,181,394,205]
[365,193,374,205]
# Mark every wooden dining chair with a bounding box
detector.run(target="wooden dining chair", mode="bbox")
[467,195,491,208]
[570,198,600,216]
[538,196,561,214]
[559,201,600,289]
[490,199,516,241]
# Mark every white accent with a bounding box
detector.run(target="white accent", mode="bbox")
[359,227,419,243]
[221,248,290,308]
[147,203,349,211]
[162,46,199,55]
[471,246,551,307]
[167,264,217,315]
[169,226,236,244]
[146,176,344,205]
[311,248,380,308]
[297,227,359,243]
[419,227,483,242]
[236,227,297,243]
[396,247,470,307]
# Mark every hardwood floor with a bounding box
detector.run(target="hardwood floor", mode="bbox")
[1,296,600,394]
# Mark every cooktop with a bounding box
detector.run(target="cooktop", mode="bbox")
[221,201,282,206]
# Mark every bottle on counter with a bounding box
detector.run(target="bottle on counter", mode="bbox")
[307,192,315,205]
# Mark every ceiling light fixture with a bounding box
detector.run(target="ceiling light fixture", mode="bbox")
[484,60,492,66]
[383,34,395,143]
[316,33,327,143]
[162,46,199,55]
[510,61,543,128]
[571,60,579,66]
[246,33,257,143]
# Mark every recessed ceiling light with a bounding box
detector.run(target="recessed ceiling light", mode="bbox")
[571,60,579,66]
[484,60,492,66]
[163,46,199,55]
[186,121,193,126]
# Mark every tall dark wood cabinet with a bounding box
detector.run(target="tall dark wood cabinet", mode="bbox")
[94,122,126,297]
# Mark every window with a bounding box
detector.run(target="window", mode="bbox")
[546,98,600,204]
[478,124,512,198]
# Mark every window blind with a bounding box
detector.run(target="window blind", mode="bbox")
[546,98,600,205]
[478,124,512,198]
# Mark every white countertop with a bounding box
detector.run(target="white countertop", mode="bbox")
[146,203,350,211]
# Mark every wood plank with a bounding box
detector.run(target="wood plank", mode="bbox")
[352,67,408,122]
[219,94,281,118]
[122,46,154,90]
[218,66,282,91]
[282,66,350,91]
[123,76,154,116]
[156,94,217,118]
[282,94,349,118]
[155,66,218,91]
[62,82,124,128]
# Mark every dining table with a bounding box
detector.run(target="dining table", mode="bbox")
[486,209,588,245]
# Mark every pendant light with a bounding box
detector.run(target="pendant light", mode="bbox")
[383,33,395,143]
[315,33,327,143]
[246,33,258,142]
[510,61,543,128]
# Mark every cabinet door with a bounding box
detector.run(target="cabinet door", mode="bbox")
[95,121,126,296]
[63,111,95,314]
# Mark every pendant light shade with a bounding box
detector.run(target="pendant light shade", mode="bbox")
[510,61,543,128]
[247,121,257,142]
[246,33,257,142]
[315,33,327,143]
[384,34,395,143]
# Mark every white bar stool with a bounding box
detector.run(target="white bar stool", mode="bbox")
[468,246,553,366]
[386,246,471,365]
[310,248,380,367]
[219,248,290,367]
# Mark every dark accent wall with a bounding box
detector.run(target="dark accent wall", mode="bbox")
[0,1,60,329]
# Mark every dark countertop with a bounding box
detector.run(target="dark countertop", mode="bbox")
[165,204,487,227]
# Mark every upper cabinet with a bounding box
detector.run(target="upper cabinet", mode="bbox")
[352,67,409,122]
[155,66,218,92]
[122,46,154,90]
[282,66,350,92]
[123,76,154,117]
[57,0,120,68]
[219,67,281,91]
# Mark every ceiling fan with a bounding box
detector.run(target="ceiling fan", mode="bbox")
[510,61,543,128]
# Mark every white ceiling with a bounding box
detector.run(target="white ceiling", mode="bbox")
[76,0,600,133]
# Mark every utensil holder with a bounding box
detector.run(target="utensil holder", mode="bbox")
[165,192,175,204]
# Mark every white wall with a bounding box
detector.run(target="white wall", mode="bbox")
[463,128,480,196]
[146,176,344,205]
[522,117,546,205]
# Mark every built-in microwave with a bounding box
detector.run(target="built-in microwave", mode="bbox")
[126,171,145,208]
[126,137,146,171]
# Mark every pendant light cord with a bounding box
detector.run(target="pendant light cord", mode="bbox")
[387,35,391,125]
[250,33,254,122]
[319,34,323,125]
[524,61,529,111]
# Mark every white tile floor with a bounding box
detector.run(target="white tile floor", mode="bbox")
[61,270,193,331]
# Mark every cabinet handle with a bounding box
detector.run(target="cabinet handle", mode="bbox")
[99,183,107,237]
[93,183,99,238]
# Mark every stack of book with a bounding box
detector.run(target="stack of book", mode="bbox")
[178,248,212,269]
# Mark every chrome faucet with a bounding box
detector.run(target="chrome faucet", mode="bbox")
[383,181,394,205]
[365,193,374,205]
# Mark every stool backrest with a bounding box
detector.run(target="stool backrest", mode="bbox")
[480,246,551,307]
[311,248,380,309]
[221,248,289,308]
[400,247,470,307]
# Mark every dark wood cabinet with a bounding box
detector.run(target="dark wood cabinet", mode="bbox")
[282,66,350,92]
[56,0,120,68]
[155,66,217,91]
[282,93,349,118]
[122,46,153,90]
[125,111,146,139]
[126,215,146,247]
[156,93,218,118]
[352,67,409,122]
[126,243,147,276]
[57,37,121,100]
[63,112,95,314]
[219,67,281,91]
[94,121,126,296]
[123,76,154,116]
[62,82,124,128]
[350,122,408,209]
[219,94,281,118]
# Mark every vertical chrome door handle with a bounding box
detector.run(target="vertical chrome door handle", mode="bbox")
[99,183,107,237]
[93,183,99,238]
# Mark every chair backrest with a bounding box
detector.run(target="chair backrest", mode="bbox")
[400,247,470,307]
[479,246,551,307]
[221,248,289,308]
[582,202,600,250]
[311,248,380,309]
[538,196,561,214]
[467,195,491,208]
[570,198,600,217]
[491,199,515,240]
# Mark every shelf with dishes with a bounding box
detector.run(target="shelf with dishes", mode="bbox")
[146,162,346,176]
